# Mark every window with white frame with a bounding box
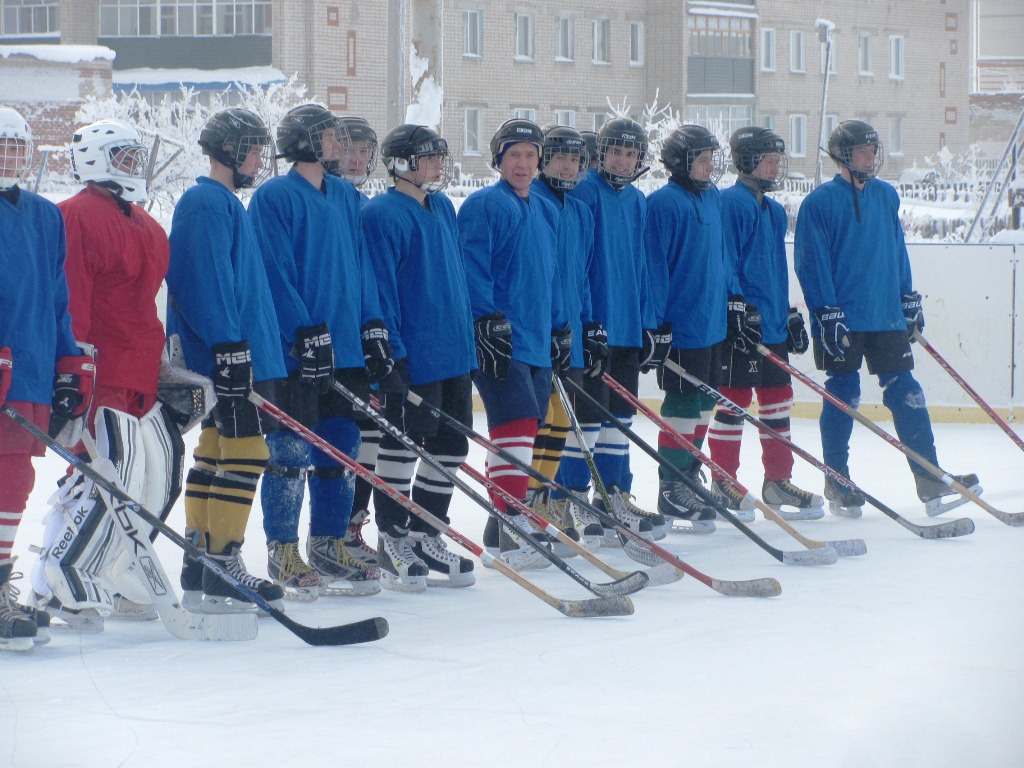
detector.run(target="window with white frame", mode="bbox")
[554,110,575,128]
[858,32,873,75]
[592,113,608,132]
[463,9,483,57]
[889,35,905,79]
[790,114,807,158]
[2,0,60,35]
[823,114,838,144]
[593,18,610,64]
[686,104,753,138]
[761,115,775,132]
[630,21,644,66]
[790,30,805,72]
[889,117,904,156]
[514,108,536,122]
[99,1,271,37]
[555,16,574,61]
[515,12,534,60]
[820,36,837,75]
[464,109,481,155]
[760,28,776,71]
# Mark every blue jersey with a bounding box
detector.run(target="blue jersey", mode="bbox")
[361,188,475,385]
[0,188,78,403]
[166,177,285,382]
[644,179,728,349]
[458,179,564,368]
[720,181,790,344]
[532,179,595,369]
[570,169,653,348]
[249,169,382,372]
[795,174,911,333]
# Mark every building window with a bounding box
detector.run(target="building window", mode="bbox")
[939,61,946,97]
[592,113,608,132]
[760,28,775,71]
[858,32,873,75]
[790,114,807,158]
[823,114,838,143]
[592,18,609,64]
[464,108,481,155]
[629,21,644,66]
[99,1,271,37]
[761,114,775,132]
[463,9,483,57]
[515,12,534,60]
[688,15,752,58]
[889,117,904,156]
[820,36,838,74]
[555,16,573,62]
[513,108,536,122]
[686,104,753,138]
[2,0,59,35]
[790,30,805,72]
[554,110,575,128]
[889,35,905,79]
[945,107,957,124]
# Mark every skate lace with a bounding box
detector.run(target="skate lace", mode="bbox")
[279,542,316,577]
[224,551,266,590]
[0,571,30,620]
[612,492,646,524]
[389,535,421,567]
[419,535,459,565]
[714,481,746,505]
[345,515,375,555]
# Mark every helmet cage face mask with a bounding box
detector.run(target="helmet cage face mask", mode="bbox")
[542,145,589,190]
[834,141,884,182]
[278,109,347,166]
[0,108,33,190]
[746,151,788,191]
[684,145,726,190]
[597,135,647,187]
[828,121,884,182]
[71,122,150,202]
[390,135,452,193]
[335,131,378,185]
[226,133,273,189]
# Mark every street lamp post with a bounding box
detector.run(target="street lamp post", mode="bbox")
[814,19,834,187]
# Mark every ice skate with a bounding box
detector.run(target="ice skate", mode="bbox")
[824,469,865,518]
[483,515,500,558]
[267,540,321,601]
[915,472,981,517]
[343,508,379,568]
[495,513,552,571]
[36,595,105,633]
[377,528,429,592]
[709,479,756,523]
[201,542,286,614]
[550,496,604,551]
[1,560,43,651]
[612,486,666,540]
[529,488,577,558]
[762,478,825,521]
[409,531,475,588]
[657,478,716,534]
[593,487,656,546]
[307,535,381,597]
[180,528,205,613]
[110,594,159,621]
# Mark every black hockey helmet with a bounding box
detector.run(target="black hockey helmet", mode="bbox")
[327,115,378,184]
[276,103,345,165]
[827,119,883,182]
[579,130,599,163]
[597,117,649,188]
[489,118,544,169]
[661,124,724,190]
[381,123,452,193]
[540,125,589,190]
[198,107,272,189]
[730,126,788,191]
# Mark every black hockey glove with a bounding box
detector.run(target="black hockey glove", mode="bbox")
[785,307,810,355]
[901,291,924,341]
[378,359,410,433]
[550,324,573,376]
[726,295,762,353]
[474,311,513,380]
[211,340,262,438]
[293,322,334,394]
[582,322,609,378]
[361,319,395,384]
[49,346,98,447]
[640,322,673,373]
[814,306,852,360]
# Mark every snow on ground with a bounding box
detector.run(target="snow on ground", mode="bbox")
[2,413,1022,768]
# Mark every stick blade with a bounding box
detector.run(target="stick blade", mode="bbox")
[782,546,839,566]
[913,517,976,538]
[827,539,868,557]
[557,595,634,618]
[272,613,390,646]
[589,571,650,598]
[642,562,687,587]
[161,607,259,642]
[710,577,782,598]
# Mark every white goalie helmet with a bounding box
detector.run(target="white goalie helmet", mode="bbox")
[70,119,149,202]
[0,106,33,190]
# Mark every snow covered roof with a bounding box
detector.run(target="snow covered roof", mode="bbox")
[113,66,286,91]
[0,44,115,63]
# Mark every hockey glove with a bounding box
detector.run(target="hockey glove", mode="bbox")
[361,319,395,384]
[293,322,334,394]
[0,346,11,408]
[550,324,573,376]
[785,307,810,355]
[582,322,609,378]
[814,306,852,360]
[474,311,513,380]
[212,340,253,401]
[640,322,673,373]
[49,349,97,447]
[726,295,762,353]
[901,291,924,341]
[378,358,410,432]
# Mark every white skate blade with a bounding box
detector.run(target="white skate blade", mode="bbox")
[667,517,716,534]
[319,579,381,597]
[582,534,603,551]
[828,500,863,518]
[925,483,982,517]
[33,627,51,645]
[181,590,204,613]
[714,508,755,523]
[280,585,320,602]
[0,636,35,652]
[425,571,476,589]
[601,529,624,548]
[769,504,826,521]
[380,571,427,593]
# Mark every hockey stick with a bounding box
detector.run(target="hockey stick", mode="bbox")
[329,380,646,598]
[250,391,633,617]
[914,328,1024,455]
[601,369,866,558]
[756,343,1024,527]
[1,404,389,646]
[405,390,780,597]
[663,359,975,540]
[564,377,838,566]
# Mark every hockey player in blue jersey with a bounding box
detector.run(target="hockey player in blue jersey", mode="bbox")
[566,117,665,544]
[794,119,979,517]
[166,107,286,613]
[250,104,392,599]
[708,127,823,522]
[361,124,476,591]
[458,118,567,571]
